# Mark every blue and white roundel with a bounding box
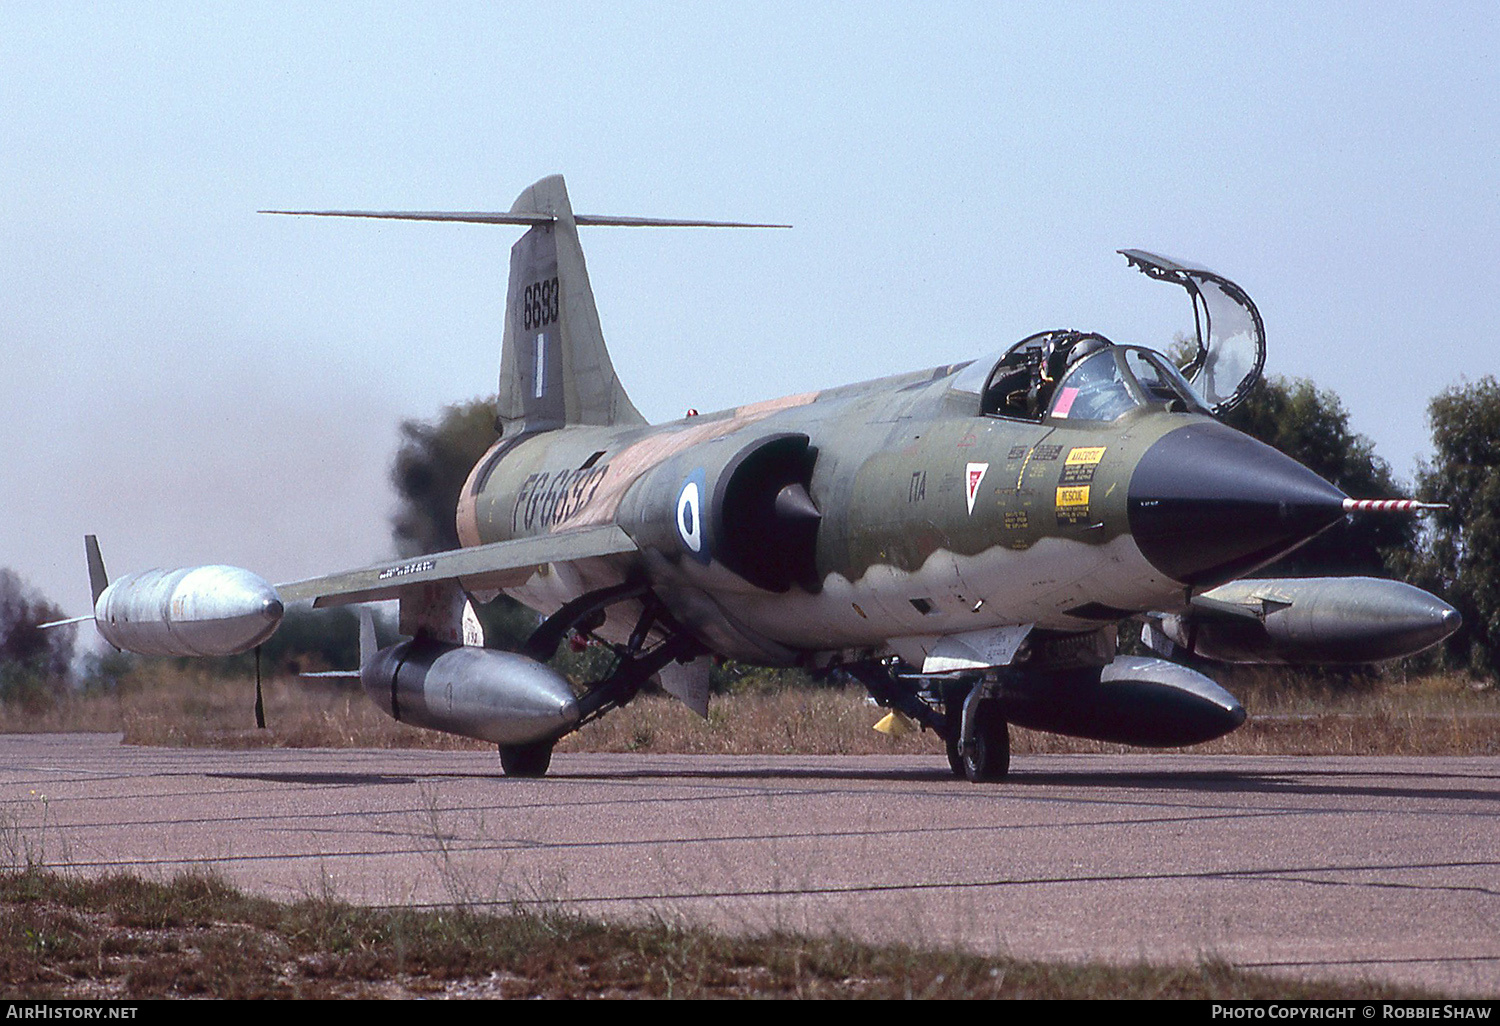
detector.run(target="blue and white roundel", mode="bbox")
[675,470,711,562]
[676,479,703,553]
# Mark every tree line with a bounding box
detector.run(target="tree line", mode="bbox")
[1228,375,1500,677]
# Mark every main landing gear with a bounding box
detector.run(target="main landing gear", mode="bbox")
[500,582,703,778]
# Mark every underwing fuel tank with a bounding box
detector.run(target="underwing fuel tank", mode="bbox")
[94,566,284,657]
[1146,577,1462,665]
[360,639,580,746]
[997,657,1246,746]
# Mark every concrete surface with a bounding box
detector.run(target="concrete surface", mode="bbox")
[3,733,1498,993]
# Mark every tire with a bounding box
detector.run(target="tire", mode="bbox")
[962,704,1010,783]
[945,734,966,778]
[499,741,554,778]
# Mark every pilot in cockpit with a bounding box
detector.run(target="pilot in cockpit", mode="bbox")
[982,330,1112,420]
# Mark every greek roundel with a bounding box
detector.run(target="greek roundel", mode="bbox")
[675,470,710,561]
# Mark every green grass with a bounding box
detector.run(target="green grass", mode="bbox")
[0,867,1429,1000]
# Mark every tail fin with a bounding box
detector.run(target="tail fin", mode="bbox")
[496,176,644,436]
[85,535,109,603]
[261,175,787,437]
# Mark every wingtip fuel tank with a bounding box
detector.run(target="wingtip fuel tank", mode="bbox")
[94,565,284,657]
[1144,576,1462,665]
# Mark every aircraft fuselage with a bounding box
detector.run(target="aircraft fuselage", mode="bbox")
[457,359,1326,668]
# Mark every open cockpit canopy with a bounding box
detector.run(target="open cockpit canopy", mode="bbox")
[1118,249,1266,415]
[951,250,1265,421]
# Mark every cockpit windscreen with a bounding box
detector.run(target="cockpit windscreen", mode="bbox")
[1048,347,1210,422]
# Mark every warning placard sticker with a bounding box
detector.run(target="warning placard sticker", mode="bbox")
[1055,485,1092,526]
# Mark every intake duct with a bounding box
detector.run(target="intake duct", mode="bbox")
[714,434,821,592]
[618,431,821,593]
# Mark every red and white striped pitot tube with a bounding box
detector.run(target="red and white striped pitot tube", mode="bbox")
[1342,498,1446,513]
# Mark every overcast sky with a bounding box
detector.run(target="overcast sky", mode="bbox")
[3,2,1497,619]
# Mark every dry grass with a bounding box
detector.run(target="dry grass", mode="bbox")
[2,661,1499,758]
[1194,667,1500,757]
[0,664,491,751]
[556,687,948,757]
[576,673,1500,759]
[0,688,133,735]
[0,866,1427,999]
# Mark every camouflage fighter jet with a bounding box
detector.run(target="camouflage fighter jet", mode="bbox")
[71,175,1460,781]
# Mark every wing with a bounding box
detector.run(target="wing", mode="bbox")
[275,524,638,607]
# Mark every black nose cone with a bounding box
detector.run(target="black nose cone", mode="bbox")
[1129,421,1348,586]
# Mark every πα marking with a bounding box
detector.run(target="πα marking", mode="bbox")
[908,470,927,503]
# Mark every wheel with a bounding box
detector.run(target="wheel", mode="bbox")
[962,704,1010,783]
[943,684,970,778]
[499,740,554,777]
[944,733,965,778]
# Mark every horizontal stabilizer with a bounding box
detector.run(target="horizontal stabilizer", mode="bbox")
[261,210,790,229]
[37,614,93,629]
[277,525,638,608]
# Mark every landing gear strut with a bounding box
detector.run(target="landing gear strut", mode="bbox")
[845,660,1010,783]
[500,584,703,777]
